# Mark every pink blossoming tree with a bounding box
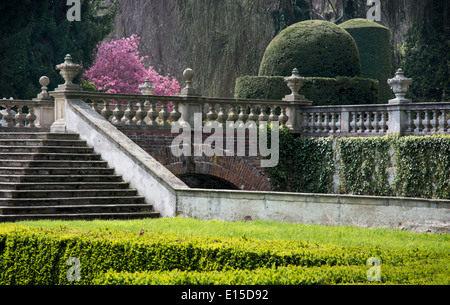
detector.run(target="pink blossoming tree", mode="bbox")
[83,34,180,96]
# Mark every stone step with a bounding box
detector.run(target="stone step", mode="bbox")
[0,146,94,153]
[0,182,131,191]
[0,152,102,161]
[0,167,115,175]
[0,175,124,183]
[0,189,139,199]
[0,160,108,168]
[0,211,159,222]
[0,204,154,215]
[0,132,81,140]
[0,196,146,207]
[0,139,87,147]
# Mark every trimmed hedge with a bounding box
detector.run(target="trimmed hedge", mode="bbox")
[259,20,361,78]
[234,75,378,105]
[0,225,446,285]
[263,132,450,199]
[339,18,393,103]
[93,263,450,285]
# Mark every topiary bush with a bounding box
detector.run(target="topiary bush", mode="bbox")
[339,18,393,103]
[234,75,378,105]
[258,20,361,78]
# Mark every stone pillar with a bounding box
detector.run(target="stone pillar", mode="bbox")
[282,68,312,133]
[50,54,81,133]
[387,69,413,135]
[32,76,55,128]
[177,68,203,128]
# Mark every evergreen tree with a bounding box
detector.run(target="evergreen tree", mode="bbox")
[402,0,449,102]
[0,0,117,99]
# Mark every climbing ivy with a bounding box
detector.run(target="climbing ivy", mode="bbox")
[393,135,450,199]
[264,128,334,193]
[337,136,394,196]
[265,130,450,200]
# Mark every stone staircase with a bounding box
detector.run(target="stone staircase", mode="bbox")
[0,132,160,221]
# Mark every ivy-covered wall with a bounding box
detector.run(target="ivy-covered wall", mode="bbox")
[265,131,450,200]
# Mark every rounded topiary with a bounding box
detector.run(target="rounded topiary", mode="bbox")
[258,20,361,78]
[339,18,393,103]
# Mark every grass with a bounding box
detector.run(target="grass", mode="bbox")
[10,217,450,253]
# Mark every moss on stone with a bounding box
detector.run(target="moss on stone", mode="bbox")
[258,20,361,78]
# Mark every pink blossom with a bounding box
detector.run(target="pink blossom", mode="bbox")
[83,35,180,96]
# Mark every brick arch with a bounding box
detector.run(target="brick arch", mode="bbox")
[151,146,273,191]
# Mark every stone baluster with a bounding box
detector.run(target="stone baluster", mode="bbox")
[423,110,430,133]
[278,105,288,127]
[439,110,447,134]
[380,111,388,133]
[146,101,159,126]
[447,110,450,133]
[3,106,13,127]
[217,104,228,128]
[315,112,323,133]
[372,111,380,134]
[124,100,136,125]
[169,101,182,123]
[206,102,218,123]
[431,110,439,133]
[15,107,25,128]
[26,104,37,128]
[405,110,413,134]
[350,112,356,132]
[112,101,125,125]
[269,106,278,124]
[258,105,269,123]
[159,101,170,127]
[101,100,113,122]
[135,101,147,125]
[365,112,373,133]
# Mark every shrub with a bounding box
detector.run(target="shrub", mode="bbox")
[234,75,378,105]
[0,225,444,285]
[258,20,361,78]
[339,18,393,103]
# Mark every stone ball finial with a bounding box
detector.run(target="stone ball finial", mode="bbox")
[39,76,50,87]
[179,68,199,96]
[183,68,194,88]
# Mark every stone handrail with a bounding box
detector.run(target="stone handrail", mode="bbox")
[298,102,450,136]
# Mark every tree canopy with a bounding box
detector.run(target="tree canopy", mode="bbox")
[0,0,117,99]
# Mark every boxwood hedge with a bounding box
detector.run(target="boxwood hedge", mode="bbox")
[0,225,447,285]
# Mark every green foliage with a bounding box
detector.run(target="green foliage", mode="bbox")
[234,75,378,105]
[259,20,361,78]
[337,136,394,196]
[393,136,450,199]
[340,18,394,103]
[0,0,117,99]
[264,129,335,193]
[271,0,310,34]
[401,0,449,103]
[265,132,450,200]
[0,224,447,285]
[94,262,450,285]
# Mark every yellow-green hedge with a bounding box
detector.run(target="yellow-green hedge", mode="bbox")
[0,225,446,285]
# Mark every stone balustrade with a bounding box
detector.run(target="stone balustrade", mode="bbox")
[3,54,449,138]
[0,76,54,129]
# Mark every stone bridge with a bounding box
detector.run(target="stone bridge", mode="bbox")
[118,127,273,191]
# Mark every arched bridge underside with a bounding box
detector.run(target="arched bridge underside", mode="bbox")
[152,147,273,191]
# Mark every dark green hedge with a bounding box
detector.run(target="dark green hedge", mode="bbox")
[263,132,450,199]
[259,20,361,78]
[235,75,379,105]
[339,18,393,103]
